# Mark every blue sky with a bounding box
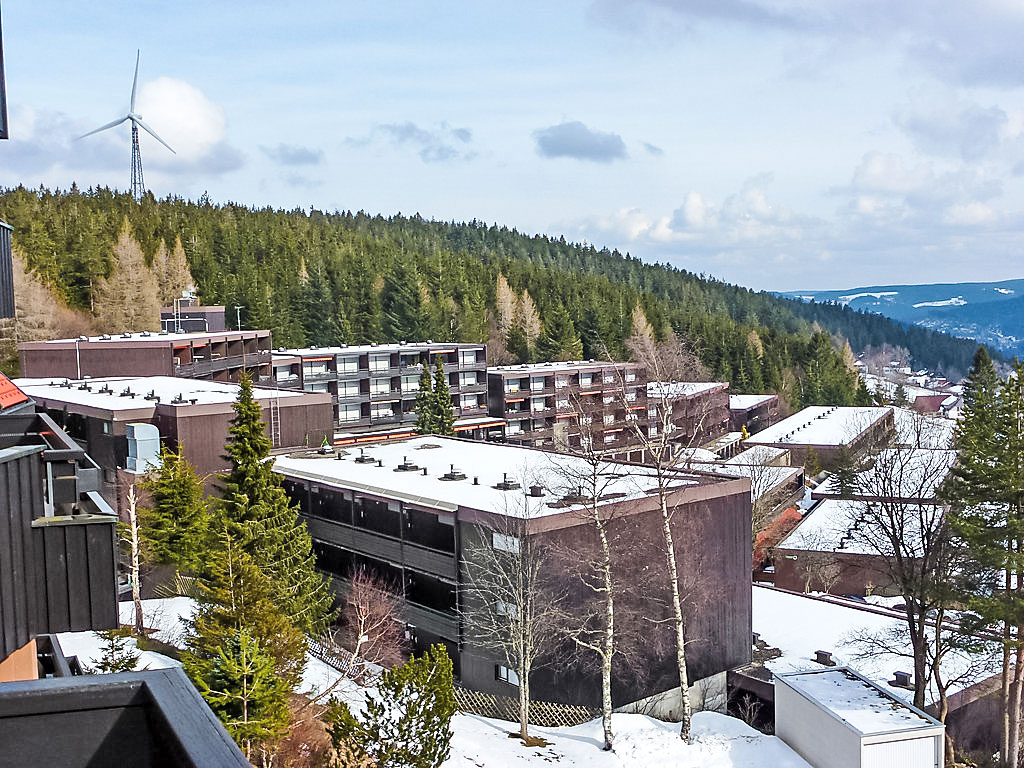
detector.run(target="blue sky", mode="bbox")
[2,1,1024,291]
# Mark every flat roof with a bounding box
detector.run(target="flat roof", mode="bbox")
[729,394,777,410]
[753,586,997,707]
[745,406,892,448]
[777,497,937,556]
[21,330,267,347]
[276,341,484,357]
[15,376,310,414]
[814,448,956,500]
[649,381,728,399]
[273,435,718,519]
[778,667,938,735]
[488,360,638,375]
[724,445,789,465]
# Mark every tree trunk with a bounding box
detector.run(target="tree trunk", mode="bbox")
[127,486,144,636]
[1001,628,1012,768]
[600,526,614,751]
[519,665,530,740]
[1007,637,1024,768]
[660,495,692,742]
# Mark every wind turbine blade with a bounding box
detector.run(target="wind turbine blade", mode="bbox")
[79,116,128,139]
[130,50,140,113]
[134,118,175,154]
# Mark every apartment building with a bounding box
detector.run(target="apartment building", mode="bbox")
[647,381,731,449]
[729,393,780,435]
[274,436,752,709]
[19,330,273,383]
[487,361,648,452]
[273,342,501,441]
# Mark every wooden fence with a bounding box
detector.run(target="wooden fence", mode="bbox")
[453,685,600,728]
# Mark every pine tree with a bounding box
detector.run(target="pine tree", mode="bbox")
[327,644,456,768]
[183,535,302,762]
[141,444,212,574]
[535,305,583,362]
[381,261,422,342]
[219,374,333,636]
[832,446,859,498]
[893,383,910,407]
[945,360,1024,768]
[414,361,438,434]
[300,268,336,347]
[89,627,140,674]
[433,355,455,436]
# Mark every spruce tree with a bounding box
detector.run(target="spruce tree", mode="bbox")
[219,373,333,636]
[183,535,301,761]
[141,443,212,574]
[433,355,455,436]
[328,644,456,768]
[89,628,140,674]
[893,383,910,407]
[414,361,438,434]
[535,305,583,362]
[381,260,422,343]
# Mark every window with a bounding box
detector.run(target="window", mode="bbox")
[102,421,112,435]
[580,374,593,388]
[556,398,569,410]
[402,375,420,393]
[305,382,329,393]
[274,365,295,381]
[603,414,615,425]
[603,433,617,444]
[370,377,391,395]
[369,354,390,372]
[371,404,394,419]
[338,380,360,398]
[603,373,615,384]
[530,377,546,392]
[648,407,658,420]
[459,371,477,387]
[492,532,520,553]
[460,394,479,409]
[626,390,638,402]
[496,600,518,619]
[459,349,477,366]
[603,395,614,404]
[648,425,659,437]
[400,354,421,369]
[555,376,568,389]
[504,379,522,394]
[625,371,636,383]
[506,420,524,436]
[531,397,546,412]
[339,404,361,422]
[302,360,329,377]
[496,665,520,686]
[338,356,358,373]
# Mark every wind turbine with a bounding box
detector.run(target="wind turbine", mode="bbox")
[80,50,175,201]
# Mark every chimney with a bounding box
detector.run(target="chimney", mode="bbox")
[893,671,913,688]
[814,650,836,667]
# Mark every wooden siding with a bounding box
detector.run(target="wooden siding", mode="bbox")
[0,448,43,660]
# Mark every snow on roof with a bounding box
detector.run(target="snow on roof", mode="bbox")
[273,436,706,518]
[861,374,940,402]
[777,498,937,556]
[778,668,936,735]
[724,445,789,465]
[745,406,892,448]
[710,463,802,501]
[752,586,996,706]
[15,376,309,414]
[648,381,728,399]
[729,394,777,410]
[814,448,956,500]
[277,341,483,357]
[892,408,954,449]
[31,329,264,345]
[489,360,637,375]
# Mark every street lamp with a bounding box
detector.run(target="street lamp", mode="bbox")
[234,305,244,330]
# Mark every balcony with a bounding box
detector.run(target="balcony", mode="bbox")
[368,388,403,401]
[301,368,336,382]
[174,350,271,378]
[368,413,405,426]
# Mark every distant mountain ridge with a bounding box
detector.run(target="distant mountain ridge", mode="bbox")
[780,279,1024,357]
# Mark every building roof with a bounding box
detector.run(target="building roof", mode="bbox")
[724,445,789,465]
[0,372,29,412]
[648,381,728,399]
[21,329,267,347]
[813,448,956,501]
[273,435,723,519]
[777,667,939,735]
[744,406,892,448]
[777,497,938,556]
[15,376,312,415]
[489,360,639,376]
[752,586,997,707]
[729,394,778,411]
[277,341,484,357]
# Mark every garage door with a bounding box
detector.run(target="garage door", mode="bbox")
[863,736,938,768]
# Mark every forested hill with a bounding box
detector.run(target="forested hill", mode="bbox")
[0,186,984,404]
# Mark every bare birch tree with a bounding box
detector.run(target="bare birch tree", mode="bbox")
[461,477,564,741]
[124,484,145,636]
[331,566,406,680]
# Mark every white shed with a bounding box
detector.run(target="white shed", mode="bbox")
[775,667,944,768]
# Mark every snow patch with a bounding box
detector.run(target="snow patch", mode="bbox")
[912,296,966,308]
[836,291,898,305]
[995,288,1015,294]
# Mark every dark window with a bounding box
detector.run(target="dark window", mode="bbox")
[355,496,401,537]
[312,541,353,578]
[404,507,455,552]
[308,487,351,524]
[405,571,456,614]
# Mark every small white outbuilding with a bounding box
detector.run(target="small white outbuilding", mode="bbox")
[775,667,944,768]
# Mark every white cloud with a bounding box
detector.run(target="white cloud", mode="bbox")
[134,77,242,173]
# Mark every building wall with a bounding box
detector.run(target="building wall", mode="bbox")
[773,548,897,596]
[730,397,780,435]
[20,345,171,380]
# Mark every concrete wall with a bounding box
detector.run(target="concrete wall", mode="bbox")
[775,678,863,768]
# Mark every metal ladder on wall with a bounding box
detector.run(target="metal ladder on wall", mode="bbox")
[269,395,282,448]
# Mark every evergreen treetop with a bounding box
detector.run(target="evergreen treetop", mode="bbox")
[433,355,455,436]
[415,361,437,435]
[141,443,211,574]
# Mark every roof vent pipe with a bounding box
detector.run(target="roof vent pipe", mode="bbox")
[814,650,835,666]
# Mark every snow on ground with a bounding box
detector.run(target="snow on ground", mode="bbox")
[118,596,197,647]
[56,629,180,672]
[913,296,966,308]
[443,711,810,768]
[837,291,898,305]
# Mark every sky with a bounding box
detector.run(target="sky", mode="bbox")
[1,1,1023,292]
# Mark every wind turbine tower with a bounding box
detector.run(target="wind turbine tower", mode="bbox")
[80,51,175,200]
